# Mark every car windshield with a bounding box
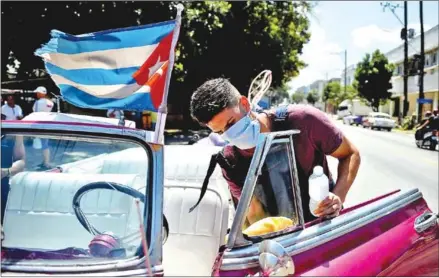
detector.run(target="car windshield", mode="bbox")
[1,132,149,262]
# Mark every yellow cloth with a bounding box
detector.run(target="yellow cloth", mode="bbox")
[243,216,294,237]
[225,216,294,243]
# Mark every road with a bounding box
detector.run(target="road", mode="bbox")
[327,121,439,213]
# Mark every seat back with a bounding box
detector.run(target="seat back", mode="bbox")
[3,172,145,250]
[101,147,148,176]
[162,145,232,276]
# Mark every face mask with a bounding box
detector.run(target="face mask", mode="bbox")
[221,113,261,149]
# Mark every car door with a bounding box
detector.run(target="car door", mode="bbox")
[213,130,439,277]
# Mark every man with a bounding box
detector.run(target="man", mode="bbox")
[107,109,124,119]
[32,86,54,169]
[415,111,435,140]
[1,95,23,120]
[190,78,361,222]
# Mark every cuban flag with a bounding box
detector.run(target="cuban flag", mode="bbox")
[35,20,180,112]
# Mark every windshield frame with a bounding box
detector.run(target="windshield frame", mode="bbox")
[226,129,304,248]
[1,121,163,274]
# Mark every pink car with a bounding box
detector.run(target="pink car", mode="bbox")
[1,113,438,277]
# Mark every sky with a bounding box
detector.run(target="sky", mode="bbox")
[287,0,439,93]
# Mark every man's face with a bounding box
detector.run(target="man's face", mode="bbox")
[36,92,45,99]
[207,96,250,135]
[6,96,14,106]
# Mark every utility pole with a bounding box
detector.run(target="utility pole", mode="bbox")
[344,50,347,95]
[417,0,425,122]
[403,1,409,118]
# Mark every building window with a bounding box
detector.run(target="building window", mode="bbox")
[431,52,437,65]
[425,55,430,67]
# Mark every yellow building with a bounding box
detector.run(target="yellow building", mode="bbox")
[385,25,439,118]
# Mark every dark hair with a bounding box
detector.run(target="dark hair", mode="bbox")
[190,78,241,124]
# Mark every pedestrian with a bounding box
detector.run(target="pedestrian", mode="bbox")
[189,78,361,224]
[33,86,54,113]
[32,86,54,169]
[1,95,23,120]
[107,109,124,120]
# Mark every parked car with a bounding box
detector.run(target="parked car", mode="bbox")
[362,112,396,131]
[1,112,438,277]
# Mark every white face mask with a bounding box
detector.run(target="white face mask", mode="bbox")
[221,113,261,149]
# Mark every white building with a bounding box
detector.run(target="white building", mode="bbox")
[341,64,356,87]
[309,80,326,110]
[385,24,439,117]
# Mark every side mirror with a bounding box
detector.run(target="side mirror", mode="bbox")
[257,240,295,276]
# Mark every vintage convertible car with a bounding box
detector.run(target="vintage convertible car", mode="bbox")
[1,111,438,277]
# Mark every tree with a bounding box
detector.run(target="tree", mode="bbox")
[306,89,320,105]
[353,49,395,111]
[291,91,305,104]
[323,82,341,106]
[1,1,313,127]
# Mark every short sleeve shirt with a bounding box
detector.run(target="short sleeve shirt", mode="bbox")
[1,105,23,120]
[33,99,54,113]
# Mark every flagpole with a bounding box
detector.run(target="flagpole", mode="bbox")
[153,4,184,144]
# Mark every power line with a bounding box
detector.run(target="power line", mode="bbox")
[380,2,420,53]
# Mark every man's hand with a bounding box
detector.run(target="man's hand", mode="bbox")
[313,193,342,218]
[1,168,9,179]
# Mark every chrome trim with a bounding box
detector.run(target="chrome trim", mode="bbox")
[1,122,155,143]
[288,136,304,227]
[226,130,301,248]
[220,188,422,271]
[148,145,165,266]
[1,124,162,274]
[414,211,439,233]
[226,134,268,248]
[1,262,164,276]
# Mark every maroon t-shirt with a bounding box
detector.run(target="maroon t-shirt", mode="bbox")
[221,105,343,220]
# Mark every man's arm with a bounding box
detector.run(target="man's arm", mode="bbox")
[329,135,361,203]
[302,107,360,217]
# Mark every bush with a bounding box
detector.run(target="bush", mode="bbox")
[401,116,416,130]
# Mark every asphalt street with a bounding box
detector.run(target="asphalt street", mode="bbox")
[327,121,439,213]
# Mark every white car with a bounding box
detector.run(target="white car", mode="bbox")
[362,112,395,131]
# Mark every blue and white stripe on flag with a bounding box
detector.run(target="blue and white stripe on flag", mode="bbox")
[35,20,177,112]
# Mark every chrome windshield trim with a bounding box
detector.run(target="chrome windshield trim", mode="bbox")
[1,121,154,143]
[226,130,301,248]
[220,188,421,271]
[0,125,161,273]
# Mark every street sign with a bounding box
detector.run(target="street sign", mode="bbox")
[417,98,433,104]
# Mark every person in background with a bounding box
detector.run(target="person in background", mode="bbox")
[32,86,54,169]
[107,109,124,119]
[33,86,54,113]
[1,95,23,120]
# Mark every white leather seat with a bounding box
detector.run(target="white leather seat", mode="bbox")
[101,148,148,176]
[3,172,145,250]
[162,145,232,276]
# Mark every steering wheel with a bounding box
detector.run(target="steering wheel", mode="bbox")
[72,182,169,247]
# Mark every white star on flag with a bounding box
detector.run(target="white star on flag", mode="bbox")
[148,55,166,78]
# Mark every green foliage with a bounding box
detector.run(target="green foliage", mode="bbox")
[306,89,319,104]
[401,115,416,130]
[353,49,395,110]
[1,1,312,125]
[323,82,358,108]
[291,91,305,104]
